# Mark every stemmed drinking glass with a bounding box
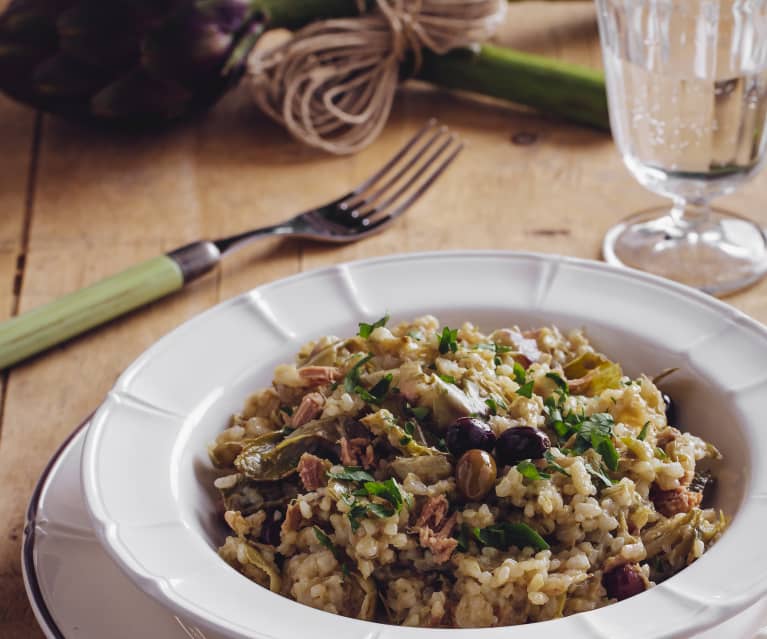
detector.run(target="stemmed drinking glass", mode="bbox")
[595,0,767,296]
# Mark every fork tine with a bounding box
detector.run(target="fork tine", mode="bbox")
[359,140,464,231]
[342,125,450,214]
[343,119,439,202]
[356,133,460,222]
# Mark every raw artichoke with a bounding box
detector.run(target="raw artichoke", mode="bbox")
[0,0,360,121]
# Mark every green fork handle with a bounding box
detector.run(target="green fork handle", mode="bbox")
[0,242,220,371]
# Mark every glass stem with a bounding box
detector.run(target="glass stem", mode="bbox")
[669,197,711,232]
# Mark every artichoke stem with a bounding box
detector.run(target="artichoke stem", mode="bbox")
[417,44,609,131]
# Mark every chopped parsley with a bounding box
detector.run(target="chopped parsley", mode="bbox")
[543,450,570,476]
[313,526,343,561]
[654,446,668,460]
[343,354,373,393]
[512,361,534,398]
[437,373,456,384]
[477,343,512,366]
[516,460,551,481]
[357,314,390,338]
[637,421,650,441]
[584,461,614,488]
[485,396,507,415]
[517,380,534,398]
[345,355,392,404]
[470,522,549,552]
[552,411,620,472]
[545,372,569,394]
[438,327,459,354]
[327,467,375,482]
[345,477,413,531]
[513,361,527,385]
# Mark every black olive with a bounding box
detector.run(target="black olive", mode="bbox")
[662,392,677,426]
[260,510,283,546]
[446,417,496,458]
[495,426,550,467]
[602,563,647,600]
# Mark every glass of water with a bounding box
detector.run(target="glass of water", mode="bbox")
[596,0,767,295]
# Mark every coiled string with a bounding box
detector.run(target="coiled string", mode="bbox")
[248,0,506,154]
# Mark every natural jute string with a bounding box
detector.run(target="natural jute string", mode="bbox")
[247,0,506,155]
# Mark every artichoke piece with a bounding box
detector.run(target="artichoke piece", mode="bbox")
[241,541,282,593]
[234,419,339,481]
[217,473,299,515]
[361,409,438,456]
[350,572,378,621]
[300,338,347,367]
[642,509,727,577]
[209,433,279,468]
[428,377,489,428]
[564,352,622,396]
[390,455,453,483]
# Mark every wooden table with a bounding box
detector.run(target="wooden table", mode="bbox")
[1,3,766,637]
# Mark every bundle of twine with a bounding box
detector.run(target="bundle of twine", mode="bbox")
[248,0,506,154]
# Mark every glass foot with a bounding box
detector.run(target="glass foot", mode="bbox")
[602,206,767,296]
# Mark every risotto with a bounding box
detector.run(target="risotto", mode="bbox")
[208,315,727,628]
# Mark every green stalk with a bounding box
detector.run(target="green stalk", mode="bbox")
[253,1,609,132]
[417,44,609,131]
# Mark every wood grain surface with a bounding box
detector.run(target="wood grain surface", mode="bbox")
[1,3,766,637]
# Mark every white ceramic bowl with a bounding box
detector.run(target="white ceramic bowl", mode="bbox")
[82,251,767,639]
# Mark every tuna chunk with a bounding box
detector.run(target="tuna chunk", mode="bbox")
[298,366,342,386]
[291,392,325,427]
[340,437,375,469]
[413,495,458,564]
[297,453,329,491]
[650,485,703,517]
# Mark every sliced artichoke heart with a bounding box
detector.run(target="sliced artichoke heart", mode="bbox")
[360,409,437,456]
[242,542,282,593]
[234,419,339,481]
[428,376,488,428]
[564,352,623,396]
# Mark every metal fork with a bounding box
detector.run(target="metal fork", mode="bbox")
[0,120,463,370]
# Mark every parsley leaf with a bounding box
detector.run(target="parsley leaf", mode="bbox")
[313,526,344,562]
[584,462,615,488]
[437,373,456,384]
[367,373,393,403]
[638,421,650,441]
[327,467,375,482]
[344,354,373,393]
[654,446,668,460]
[545,372,569,394]
[485,396,507,415]
[513,361,527,385]
[438,327,459,354]
[543,450,570,476]
[365,502,396,519]
[516,460,551,481]
[471,522,549,551]
[347,503,368,532]
[358,314,390,338]
[517,381,535,398]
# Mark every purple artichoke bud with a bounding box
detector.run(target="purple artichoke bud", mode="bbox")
[90,67,191,119]
[142,0,258,91]
[33,52,108,97]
